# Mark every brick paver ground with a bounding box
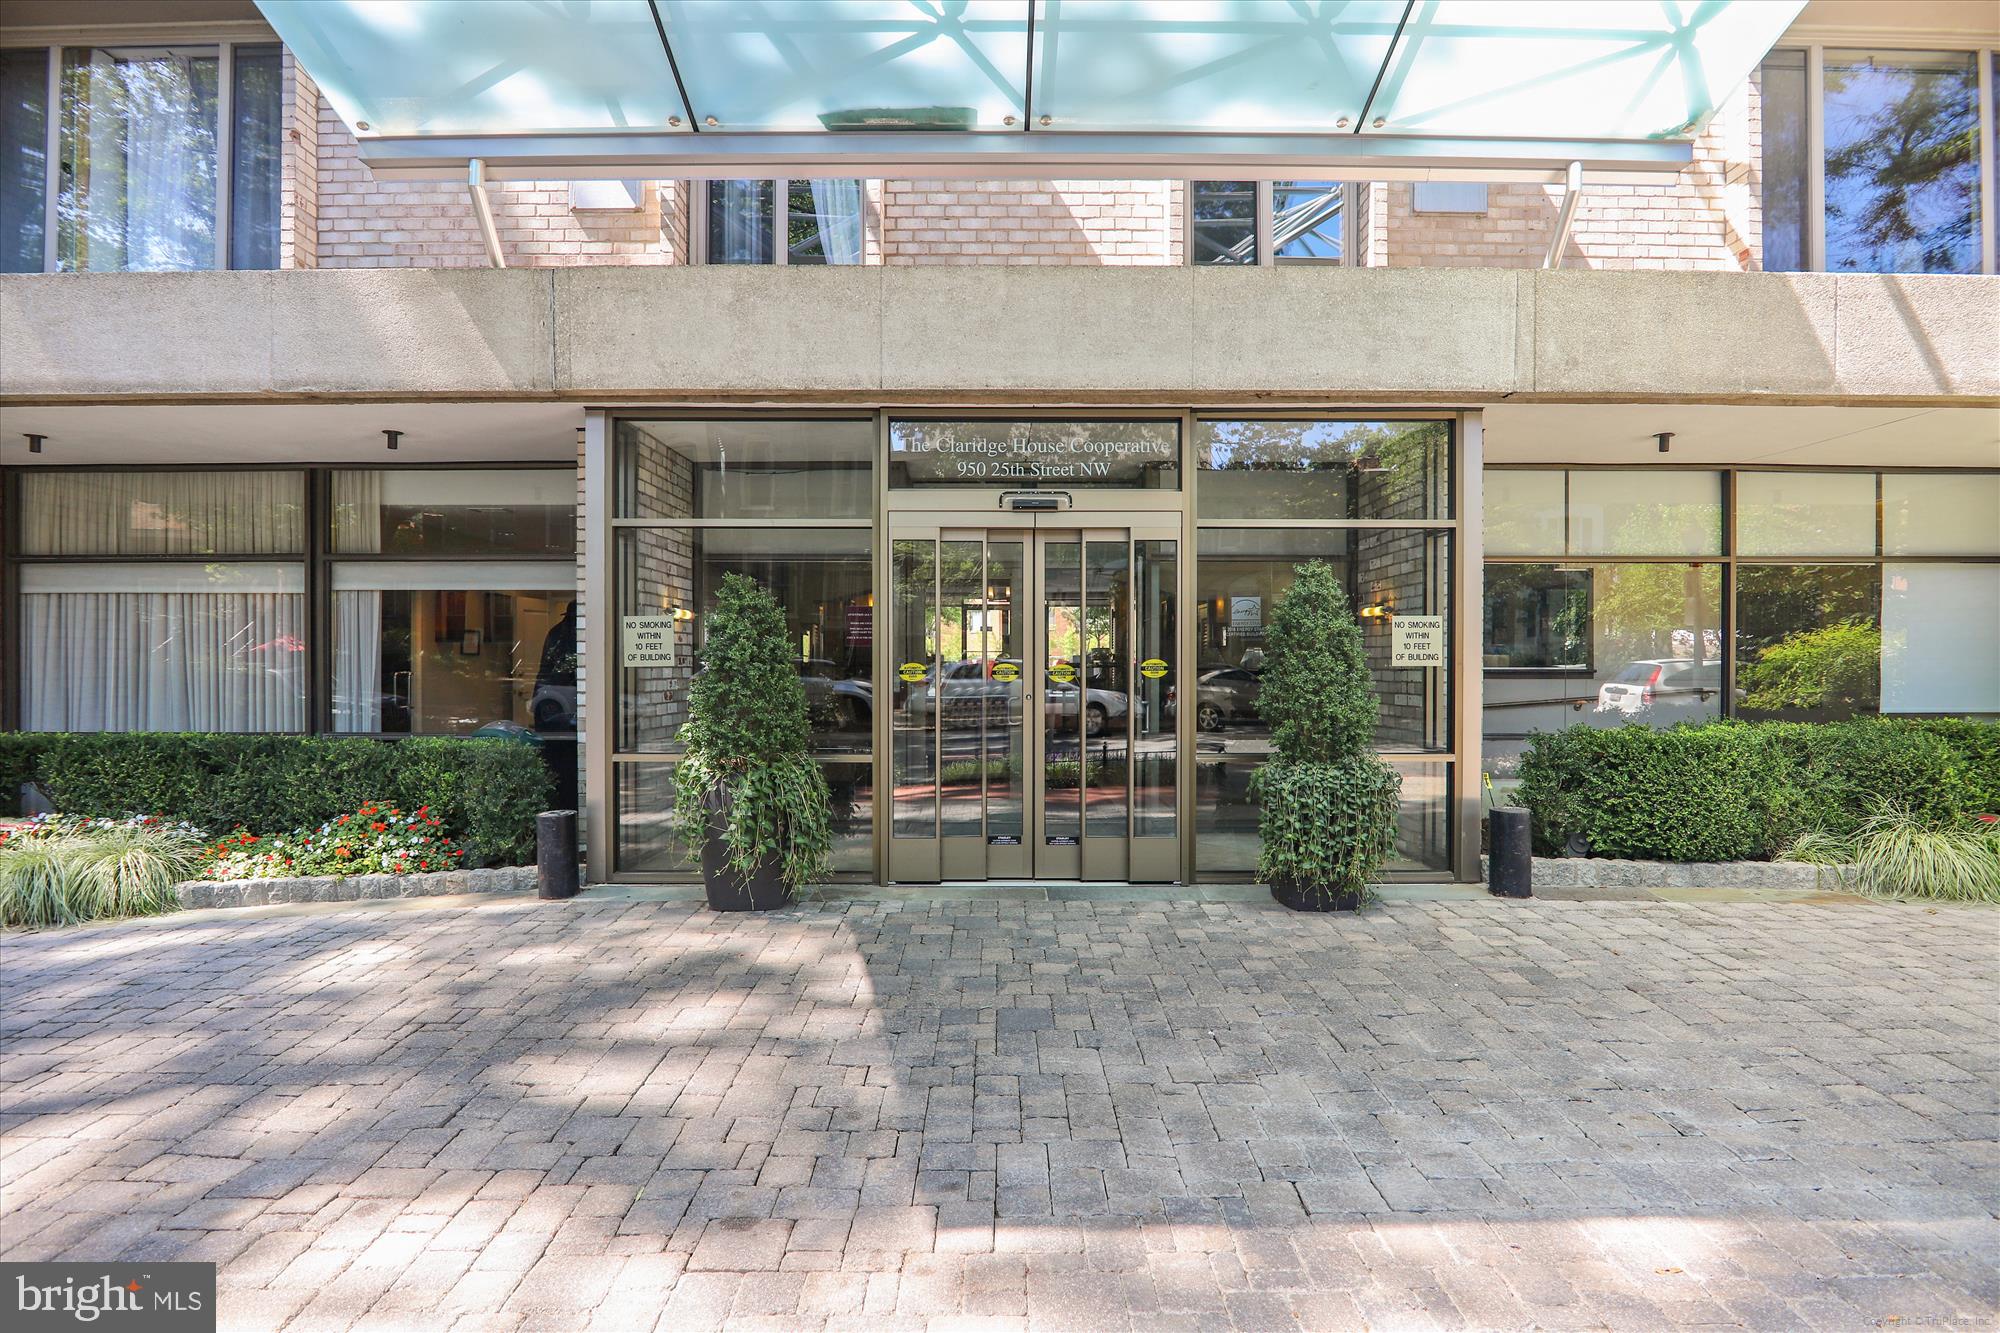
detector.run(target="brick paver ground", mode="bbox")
[2,895,1995,1332]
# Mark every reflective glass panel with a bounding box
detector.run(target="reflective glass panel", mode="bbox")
[1824,50,1980,274]
[1882,473,2000,556]
[1482,469,1565,556]
[1567,470,1723,557]
[1272,181,1343,263]
[19,470,304,555]
[660,0,1027,132]
[1032,0,1399,131]
[708,179,774,264]
[1882,563,2000,713]
[1197,419,1448,520]
[59,47,218,272]
[985,540,1027,847]
[1134,539,1177,838]
[228,44,282,271]
[890,419,1179,489]
[939,540,987,840]
[615,529,873,756]
[1385,760,1451,873]
[1,47,48,273]
[617,419,875,519]
[1190,180,1256,265]
[19,562,304,733]
[788,179,866,264]
[259,0,689,135]
[1760,49,1809,273]
[617,757,871,875]
[1736,472,1877,557]
[892,539,938,836]
[1042,540,1082,848]
[1083,539,1131,839]
[1736,565,1880,722]
[332,469,575,556]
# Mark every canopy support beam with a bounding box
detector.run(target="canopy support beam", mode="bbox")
[1544,161,1584,269]
[467,158,506,269]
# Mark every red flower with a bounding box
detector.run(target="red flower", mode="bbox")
[370,821,387,832]
[335,846,353,859]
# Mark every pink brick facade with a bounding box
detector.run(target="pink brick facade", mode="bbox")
[298,85,1760,273]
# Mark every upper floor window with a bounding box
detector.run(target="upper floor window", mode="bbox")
[1762,46,1990,275]
[1190,180,1349,265]
[701,178,864,264]
[0,42,282,273]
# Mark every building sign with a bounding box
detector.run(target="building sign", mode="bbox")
[1230,597,1262,631]
[889,419,1179,488]
[845,604,873,646]
[1391,615,1445,667]
[1140,657,1169,679]
[621,616,674,668]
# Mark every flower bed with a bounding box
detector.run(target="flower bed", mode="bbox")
[196,802,468,880]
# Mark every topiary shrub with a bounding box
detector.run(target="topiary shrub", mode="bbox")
[673,573,832,906]
[1250,561,1402,909]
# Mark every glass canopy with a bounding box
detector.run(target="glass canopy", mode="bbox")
[256,0,1807,180]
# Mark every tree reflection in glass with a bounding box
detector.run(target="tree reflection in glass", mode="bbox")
[1736,564,1881,721]
[1824,49,1979,274]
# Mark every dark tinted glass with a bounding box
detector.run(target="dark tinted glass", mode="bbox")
[1,47,48,273]
[1190,180,1255,264]
[229,44,282,270]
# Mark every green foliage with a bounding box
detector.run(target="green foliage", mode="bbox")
[0,838,86,927]
[673,573,832,888]
[196,802,467,880]
[1252,561,1401,900]
[1787,809,2000,903]
[1738,619,1881,713]
[26,734,549,865]
[1519,717,2000,861]
[1256,561,1377,764]
[0,733,51,815]
[0,819,194,926]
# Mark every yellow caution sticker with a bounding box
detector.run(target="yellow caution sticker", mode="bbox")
[990,661,1020,683]
[1047,661,1078,684]
[898,661,927,683]
[1140,658,1169,679]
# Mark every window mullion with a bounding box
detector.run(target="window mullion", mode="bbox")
[215,41,233,272]
[1255,180,1274,266]
[42,45,59,273]
[1980,47,1996,276]
[775,177,788,266]
[1807,44,1826,273]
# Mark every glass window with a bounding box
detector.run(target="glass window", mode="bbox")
[614,529,872,756]
[1882,563,2000,713]
[228,44,282,271]
[889,419,1179,490]
[330,561,575,735]
[1736,565,1880,721]
[1,47,48,273]
[1760,49,1809,273]
[19,561,304,732]
[1567,470,1723,556]
[1412,182,1487,214]
[615,757,872,876]
[1483,469,1566,556]
[707,178,774,263]
[1196,419,1449,521]
[1481,561,1723,777]
[1736,471,1877,556]
[1824,50,1980,274]
[1385,760,1452,872]
[1190,180,1256,264]
[59,46,219,272]
[615,419,874,519]
[1882,473,2000,555]
[1272,180,1344,262]
[331,469,576,556]
[18,470,303,555]
[786,178,864,265]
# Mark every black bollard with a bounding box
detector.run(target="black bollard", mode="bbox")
[1489,805,1532,898]
[537,809,580,900]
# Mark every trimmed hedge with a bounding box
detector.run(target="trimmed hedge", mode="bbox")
[1518,717,2000,861]
[10,734,551,867]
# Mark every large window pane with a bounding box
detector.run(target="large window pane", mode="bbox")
[330,561,576,735]
[1483,469,1566,556]
[19,470,303,555]
[1567,470,1722,556]
[890,419,1179,490]
[1736,565,1880,721]
[1824,50,1980,274]
[228,43,281,271]
[1,47,48,273]
[614,529,872,755]
[787,178,864,264]
[1882,563,2000,713]
[1190,180,1256,264]
[1882,473,2000,555]
[1760,49,1809,273]
[1196,419,1449,520]
[332,469,576,555]
[1736,471,1877,556]
[1481,562,1722,777]
[616,419,874,519]
[1272,180,1343,263]
[59,47,218,272]
[615,757,871,876]
[20,562,304,732]
[707,178,774,263]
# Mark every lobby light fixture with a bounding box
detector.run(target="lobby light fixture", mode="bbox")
[1359,602,1391,619]
[1655,431,1675,453]
[24,433,46,454]
[384,429,402,451]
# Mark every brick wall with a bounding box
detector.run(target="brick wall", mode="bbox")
[877,179,1182,265]
[279,53,318,270]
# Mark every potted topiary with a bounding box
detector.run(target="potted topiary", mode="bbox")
[1251,561,1403,911]
[672,573,832,911]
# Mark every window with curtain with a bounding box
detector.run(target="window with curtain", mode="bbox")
[19,469,304,555]
[1759,49,1809,273]
[229,44,282,271]
[1,47,48,273]
[706,179,864,264]
[331,468,576,555]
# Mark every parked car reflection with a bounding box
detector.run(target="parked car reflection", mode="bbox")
[1595,658,1721,718]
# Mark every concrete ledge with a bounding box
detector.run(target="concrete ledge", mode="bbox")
[178,865,536,910]
[1481,855,1853,891]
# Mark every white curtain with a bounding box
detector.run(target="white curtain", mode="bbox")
[810,178,865,265]
[332,470,384,553]
[23,588,303,732]
[332,590,384,732]
[73,48,216,272]
[20,471,301,555]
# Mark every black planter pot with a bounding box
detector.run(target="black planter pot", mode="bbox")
[1270,877,1363,913]
[700,800,794,913]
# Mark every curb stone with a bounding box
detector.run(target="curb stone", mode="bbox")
[1480,855,1855,891]
[177,865,537,909]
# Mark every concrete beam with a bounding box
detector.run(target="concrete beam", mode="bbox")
[4,267,1994,406]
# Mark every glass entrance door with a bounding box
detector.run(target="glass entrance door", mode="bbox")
[887,518,1181,882]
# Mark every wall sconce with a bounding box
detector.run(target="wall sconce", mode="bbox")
[1358,602,1392,620]
[672,607,696,622]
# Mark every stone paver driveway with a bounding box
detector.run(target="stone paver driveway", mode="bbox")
[2,895,1996,1332]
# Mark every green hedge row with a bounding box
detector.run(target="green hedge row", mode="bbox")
[1517,717,2000,862]
[0,733,552,866]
